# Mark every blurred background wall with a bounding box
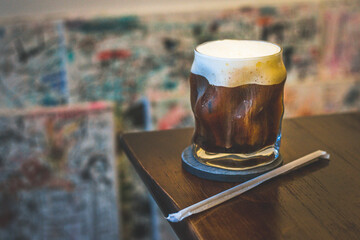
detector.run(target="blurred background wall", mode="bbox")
[1,0,359,125]
[0,0,327,17]
[0,0,359,239]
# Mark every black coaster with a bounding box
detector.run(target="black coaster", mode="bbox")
[181,146,283,182]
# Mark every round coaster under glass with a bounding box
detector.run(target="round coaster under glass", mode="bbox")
[181,146,283,182]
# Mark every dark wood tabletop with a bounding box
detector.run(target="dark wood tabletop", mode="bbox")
[120,113,360,240]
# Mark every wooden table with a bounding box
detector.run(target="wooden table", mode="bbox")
[120,113,360,240]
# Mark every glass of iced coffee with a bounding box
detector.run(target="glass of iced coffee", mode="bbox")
[189,39,286,171]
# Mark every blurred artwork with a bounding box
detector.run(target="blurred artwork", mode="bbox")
[320,2,360,81]
[284,83,324,117]
[0,21,68,108]
[63,4,321,127]
[64,15,195,129]
[152,99,193,130]
[0,102,120,240]
[323,81,360,113]
[65,17,142,106]
[1,2,359,123]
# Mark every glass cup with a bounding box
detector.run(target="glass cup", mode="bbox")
[189,40,286,171]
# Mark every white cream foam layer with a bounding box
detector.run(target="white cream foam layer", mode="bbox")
[196,39,281,59]
[191,40,286,87]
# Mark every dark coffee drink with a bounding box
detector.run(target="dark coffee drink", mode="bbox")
[189,40,286,170]
[191,73,285,154]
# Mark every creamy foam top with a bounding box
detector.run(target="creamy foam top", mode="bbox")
[191,40,286,87]
[196,40,281,59]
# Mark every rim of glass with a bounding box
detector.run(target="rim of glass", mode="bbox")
[194,40,283,61]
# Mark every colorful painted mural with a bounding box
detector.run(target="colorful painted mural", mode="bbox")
[0,21,68,108]
[0,102,120,240]
[1,2,359,122]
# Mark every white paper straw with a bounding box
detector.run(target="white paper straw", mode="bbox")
[167,150,330,222]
